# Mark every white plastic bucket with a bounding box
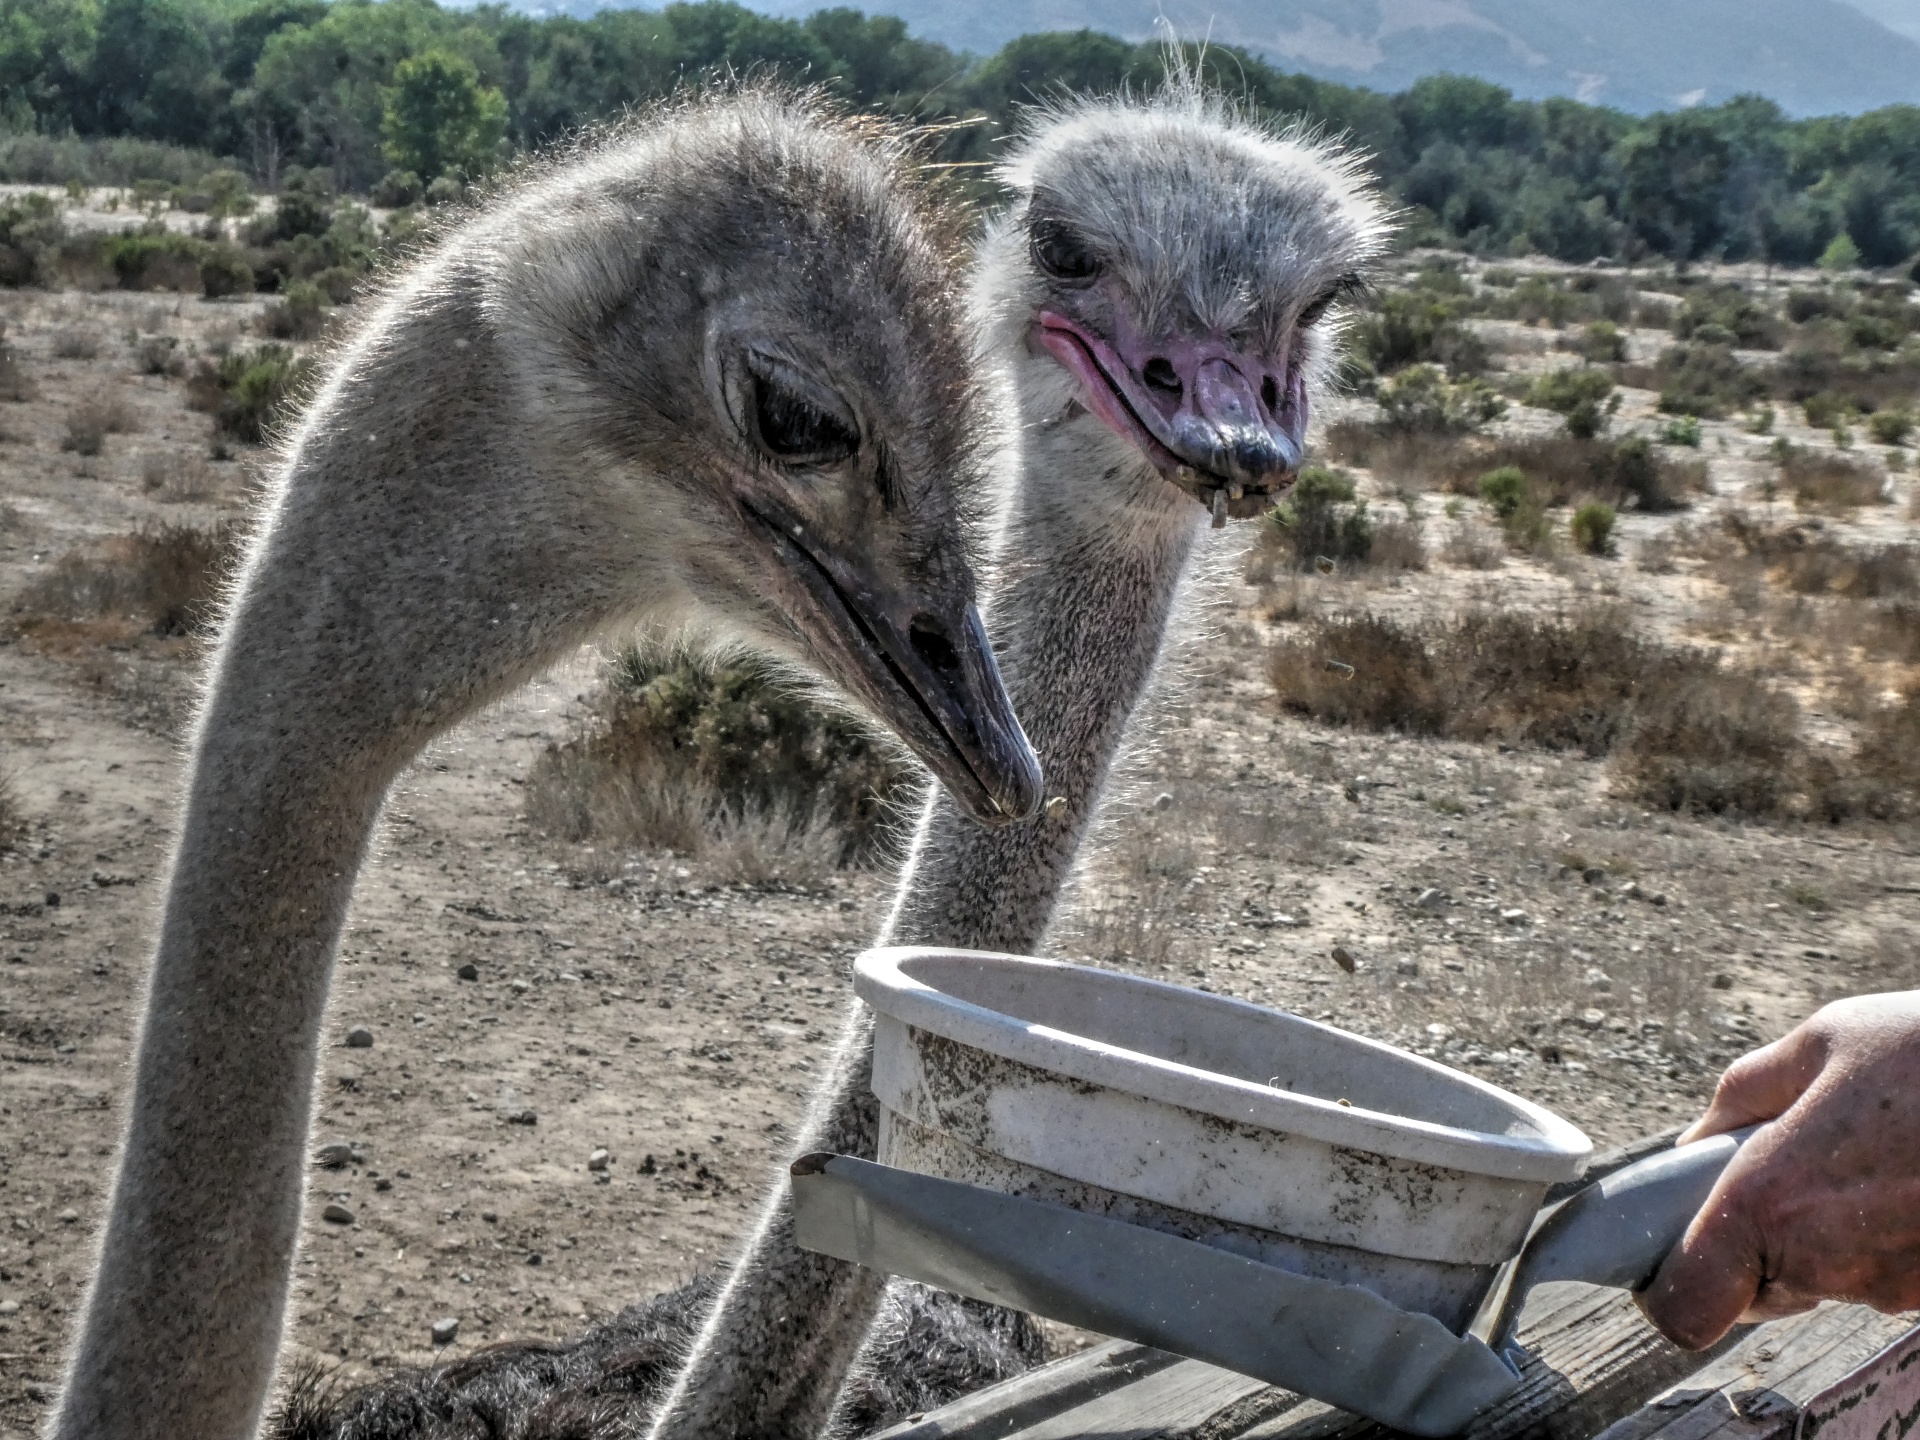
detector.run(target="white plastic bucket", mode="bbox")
[856,947,1592,1330]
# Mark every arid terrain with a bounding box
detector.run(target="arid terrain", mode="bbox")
[4,255,1920,1437]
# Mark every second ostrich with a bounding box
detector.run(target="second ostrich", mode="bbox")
[50,90,1044,1440]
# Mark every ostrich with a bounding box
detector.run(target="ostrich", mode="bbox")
[50,90,1046,1440]
[276,86,1391,1440]
[649,88,1392,1440]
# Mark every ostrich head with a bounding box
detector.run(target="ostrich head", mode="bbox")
[976,91,1391,523]
[484,94,1043,825]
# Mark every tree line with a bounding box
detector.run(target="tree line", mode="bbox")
[4,0,1920,269]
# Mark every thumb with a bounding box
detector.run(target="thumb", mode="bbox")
[1637,1169,1765,1350]
[1680,1028,1824,1143]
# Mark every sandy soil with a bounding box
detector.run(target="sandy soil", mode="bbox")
[4,273,1920,1437]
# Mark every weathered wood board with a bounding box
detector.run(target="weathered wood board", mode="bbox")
[873,1289,1916,1440]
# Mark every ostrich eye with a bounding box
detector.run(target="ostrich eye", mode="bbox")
[749,365,859,466]
[1298,292,1338,328]
[1030,220,1101,283]
[1299,272,1365,328]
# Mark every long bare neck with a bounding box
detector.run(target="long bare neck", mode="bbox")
[51,267,646,1440]
[651,408,1204,1440]
[884,427,1201,951]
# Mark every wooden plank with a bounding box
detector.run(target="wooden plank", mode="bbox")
[879,1280,1748,1440]
[1796,1323,1920,1440]
[1592,1307,1920,1440]
[872,1342,1186,1439]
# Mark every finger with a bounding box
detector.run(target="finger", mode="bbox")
[1680,1029,1826,1143]
[1638,1183,1765,1350]
[1740,1288,1818,1324]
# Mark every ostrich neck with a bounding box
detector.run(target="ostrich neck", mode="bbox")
[884,420,1203,952]
[648,411,1206,1440]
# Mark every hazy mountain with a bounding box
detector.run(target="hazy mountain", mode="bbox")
[521,0,1920,115]
[1842,0,1920,40]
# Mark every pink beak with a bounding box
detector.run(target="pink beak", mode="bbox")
[1035,309,1306,520]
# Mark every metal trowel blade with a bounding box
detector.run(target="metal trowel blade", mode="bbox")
[791,1153,1521,1437]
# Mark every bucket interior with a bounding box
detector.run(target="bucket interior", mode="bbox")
[893,951,1549,1142]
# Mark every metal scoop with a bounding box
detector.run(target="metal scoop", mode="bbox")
[792,1126,1754,1437]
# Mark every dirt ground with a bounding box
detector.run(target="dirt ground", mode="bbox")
[4,272,1920,1437]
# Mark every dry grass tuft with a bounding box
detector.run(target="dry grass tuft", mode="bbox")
[60,397,136,455]
[51,327,103,360]
[0,340,32,401]
[1777,448,1887,512]
[525,647,912,883]
[11,521,237,640]
[1715,512,1917,598]
[0,768,21,851]
[139,451,221,501]
[1326,423,1703,513]
[1267,609,1919,820]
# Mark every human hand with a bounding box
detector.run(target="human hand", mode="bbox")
[1638,991,1920,1349]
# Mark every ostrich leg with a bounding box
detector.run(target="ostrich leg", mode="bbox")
[650,463,1204,1439]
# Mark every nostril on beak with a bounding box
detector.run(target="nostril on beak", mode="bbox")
[1261,375,1280,413]
[1143,357,1182,395]
[908,616,962,683]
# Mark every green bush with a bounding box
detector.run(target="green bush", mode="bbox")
[1264,467,1373,571]
[1631,342,1769,418]
[261,280,330,341]
[526,645,910,864]
[1802,392,1854,429]
[199,244,253,299]
[1477,466,1528,519]
[1570,501,1616,555]
[1869,410,1914,446]
[1819,234,1864,272]
[1579,321,1627,362]
[190,344,311,445]
[175,168,254,218]
[1659,415,1702,447]
[1786,288,1849,324]
[1349,293,1488,379]
[0,194,65,286]
[1674,285,1781,349]
[372,170,422,208]
[1377,365,1506,435]
[1527,366,1619,439]
[104,231,204,291]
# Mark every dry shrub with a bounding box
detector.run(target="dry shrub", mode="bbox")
[0,768,20,850]
[1853,697,1920,800]
[52,327,103,360]
[140,451,220,501]
[1779,449,1886,512]
[0,342,31,401]
[1272,611,1672,754]
[60,397,135,455]
[1369,515,1427,570]
[1855,603,1920,663]
[1266,609,1900,819]
[525,646,911,878]
[1717,512,1917,598]
[1613,674,1802,816]
[1325,421,1700,513]
[134,333,184,376]
[1441,520,1503,569]
[12,522,236,638]
[1071,823,1199,970]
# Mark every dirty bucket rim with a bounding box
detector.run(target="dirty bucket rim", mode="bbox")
[856,946,1590,1185]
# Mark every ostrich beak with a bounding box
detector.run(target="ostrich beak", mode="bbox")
[741,501,1043,828]
[1036,311,1306,522]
